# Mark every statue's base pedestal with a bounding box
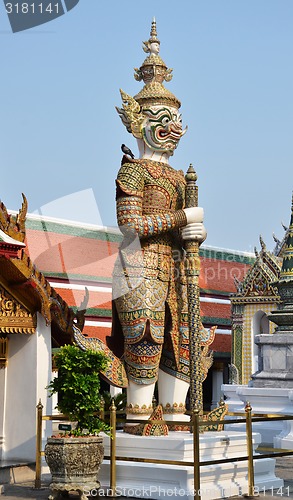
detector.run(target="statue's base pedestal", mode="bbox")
[100,430,283,500]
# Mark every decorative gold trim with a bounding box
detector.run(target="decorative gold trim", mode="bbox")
[202,400,229,432]
[0,337,8,368]
[124,405,168,436]
[0,193,27,243]
[0,285,36,334]
[162,402,186,414]
[126,403,153,415]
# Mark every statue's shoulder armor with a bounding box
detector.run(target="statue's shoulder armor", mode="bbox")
[116,157,186,198]
[116,157,145,197]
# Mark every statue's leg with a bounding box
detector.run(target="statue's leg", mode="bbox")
[126,379,156,420]
[124,339,162,421]
[158,369,190,422]
[158,258,190,424]
[116,274,166,421]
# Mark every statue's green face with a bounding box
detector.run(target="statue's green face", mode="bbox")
[141,106,187,155]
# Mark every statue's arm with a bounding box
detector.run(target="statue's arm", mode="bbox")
[116,191,187,238]
[116,161,187,238]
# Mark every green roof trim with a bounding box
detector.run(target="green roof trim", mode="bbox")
[199,247,255,265]
[213,352,231,358]
[44,272,113,283]
[72,307,112,318]
[201,316,232,326]
[200,288,231,297]
[26,218,122,243]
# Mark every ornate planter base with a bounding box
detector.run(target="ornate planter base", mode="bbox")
[45,436,104,500]
[48,481,100,499]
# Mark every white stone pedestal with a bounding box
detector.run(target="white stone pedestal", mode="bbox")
[222,384,293,448]
[99,430,283,500]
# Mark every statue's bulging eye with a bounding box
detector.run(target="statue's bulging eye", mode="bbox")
[162,117,170,126]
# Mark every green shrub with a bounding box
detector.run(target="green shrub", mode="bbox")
[48,344,110,435]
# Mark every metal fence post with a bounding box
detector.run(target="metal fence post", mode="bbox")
[193,409,201,500]
[35,399,43,489]
[100,396,105,423]
[245,401,256,497]
[110,398,117,497]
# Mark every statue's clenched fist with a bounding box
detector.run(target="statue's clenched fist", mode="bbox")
[182,207,207,242]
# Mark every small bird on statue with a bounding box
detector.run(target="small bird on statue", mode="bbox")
[121,144,135,159]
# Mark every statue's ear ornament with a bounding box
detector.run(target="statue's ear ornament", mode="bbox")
[115,89,144,139]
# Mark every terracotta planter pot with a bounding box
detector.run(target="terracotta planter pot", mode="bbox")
[45,436,104,499]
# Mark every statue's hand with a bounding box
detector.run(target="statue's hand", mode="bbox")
[183,207,204,224]
[181,222,207,243]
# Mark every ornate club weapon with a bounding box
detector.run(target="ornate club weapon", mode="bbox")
[185,164,203,414]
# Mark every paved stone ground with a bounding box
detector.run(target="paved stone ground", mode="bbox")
[268,457,293,499]
[1,457,293,499]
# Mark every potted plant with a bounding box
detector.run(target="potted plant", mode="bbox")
[44,344,109,499]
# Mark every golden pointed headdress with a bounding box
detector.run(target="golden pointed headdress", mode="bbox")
[116,19,181,136]
[134,18,181,109]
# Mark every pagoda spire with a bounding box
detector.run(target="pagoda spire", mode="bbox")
[251,192,293,388]
[279,193,293,282]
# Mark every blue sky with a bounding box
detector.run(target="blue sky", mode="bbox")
[1,0,292,252]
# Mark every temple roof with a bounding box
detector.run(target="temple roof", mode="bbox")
[231,236,281,304]
[0,197,86,345]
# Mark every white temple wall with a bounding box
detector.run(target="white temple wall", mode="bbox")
[211,364,224,409]
[241,303,275,384]
[251,310,270,374]
[0,367,7,461]
[2,313,52,461]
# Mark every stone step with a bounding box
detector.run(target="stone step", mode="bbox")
[0,461,35,484]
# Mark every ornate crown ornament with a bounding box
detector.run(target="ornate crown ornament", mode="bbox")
[116,19,181,135]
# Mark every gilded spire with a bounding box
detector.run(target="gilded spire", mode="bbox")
[133,19,180,109]
[279,193,293,282]
[143,17,160,51]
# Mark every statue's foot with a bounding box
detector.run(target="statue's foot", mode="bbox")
[124,405,168,436]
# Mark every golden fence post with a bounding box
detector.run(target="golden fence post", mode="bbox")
[100,396,105,423]
[193,409,201,500]
[110,398,117,497]
[35,399,43,489]
[245,401,256,497]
